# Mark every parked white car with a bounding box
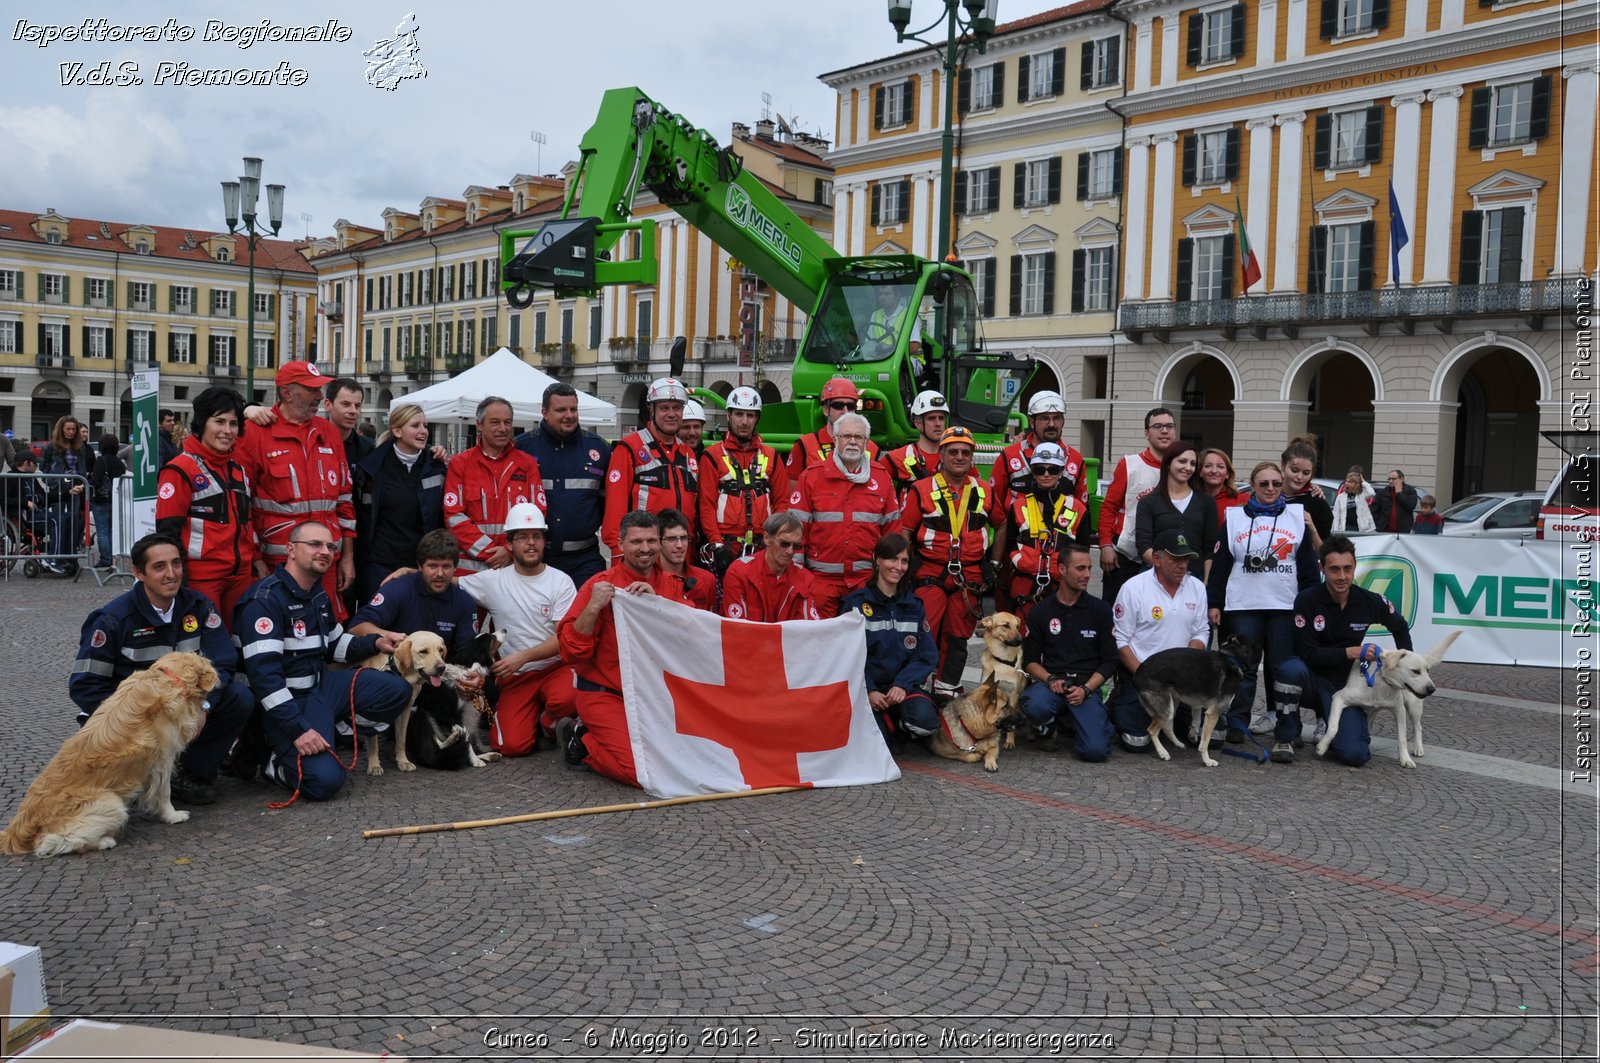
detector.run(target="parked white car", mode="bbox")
[1437,491,1543,538]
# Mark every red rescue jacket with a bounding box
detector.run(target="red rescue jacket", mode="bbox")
[698,434,787,550]
[443,445,547,574]
[558,562,679,693]
[720,552,820,622]
[233,407,355,569]
[603,426,699,552]
[899,472,998,584]
[155,435,258,583]
[791,457,900,584]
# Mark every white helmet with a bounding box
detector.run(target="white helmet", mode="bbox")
[1029,442,1068,468]
[726,386,762,412]
[1027,391,1066,416]
[646,377,689,404]
[909,390,951,417]
[681,399,707,423]
[504,502,547,533]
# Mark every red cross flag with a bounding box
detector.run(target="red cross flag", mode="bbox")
[612,594,900,799]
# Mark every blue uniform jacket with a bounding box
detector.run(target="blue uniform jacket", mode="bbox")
[352,441,447,551]
[237,567,380,735]
[514,421,610,551]
[840,581,939,694]
[1291,582,1414,686]
[349,571,477,659]
[70,583,238,723]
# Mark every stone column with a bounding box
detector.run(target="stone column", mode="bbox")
[1422,87,1464,285]
[1257,0,1278,65]
[1233,400,1310,460]
[1553,64,1599,276]
[1160,16,1179,86]
[912,171,934,259]
[1440,0,1465,32]
[849,183,868,257]
[1246,117,1275,295]
[1134,18,1154,92]
[1390,93,1425,286]
[1273,112,1307,293]
[1148,134,1179,301]
[1285,0,1307,62]
[1375,400,1453,504]
[1122,136,1151,301]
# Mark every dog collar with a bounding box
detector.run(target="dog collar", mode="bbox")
[938,711,978,754]
[1359,643,1383,687]
[989,648,1023,671]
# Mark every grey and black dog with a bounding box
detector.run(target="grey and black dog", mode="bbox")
[1132,634,1261,767]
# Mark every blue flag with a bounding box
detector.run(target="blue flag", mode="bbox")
[1388,180,1410,287]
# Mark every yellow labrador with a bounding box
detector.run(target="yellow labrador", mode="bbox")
[359,631,450,775]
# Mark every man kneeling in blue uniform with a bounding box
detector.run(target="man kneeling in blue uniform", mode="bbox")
[70,533,253,806]
[1276,535,1414,767]
[238,519,410,800]
[1019,543,1117,760]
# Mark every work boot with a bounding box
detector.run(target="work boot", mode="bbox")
[170,765,217,806]
[1035,726,1058,753]
[556,717,588,767]
[1270,741,1295,764]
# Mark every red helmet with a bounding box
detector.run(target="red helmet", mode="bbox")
[820,377,860,404]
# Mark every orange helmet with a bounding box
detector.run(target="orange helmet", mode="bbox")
[939,426,977,450]
[819,377,860,405]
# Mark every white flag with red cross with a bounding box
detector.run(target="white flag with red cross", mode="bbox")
[612,593,900,799]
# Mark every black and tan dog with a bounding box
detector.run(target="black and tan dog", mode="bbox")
[928,676,1023,772]
[1131,633,1260,767]
[405,630,506,771]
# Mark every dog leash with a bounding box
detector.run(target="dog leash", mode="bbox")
[1219,725,1270,763]
[268,666,366,810]
[1359,643,1383,687]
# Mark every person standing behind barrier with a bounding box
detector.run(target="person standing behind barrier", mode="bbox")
[698,386,787,574]
[156,387,257,628]
[1330,467,1376,534]
[840,532,939,745]
[352,403,446,604]
[88,433,126,570]
[1136,442,1218,583]
[791,412,900,618]
[1412,494,1444,534]
[1098,408,1178,606]
[38,414,89,570]
[515,383,611,590]
[1020,543,1117,760]
[1207,461,1321,761]
[1372,469,1419,534]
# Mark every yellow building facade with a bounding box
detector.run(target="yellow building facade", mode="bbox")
[1113,0,1596,500]
[0,208,315,440]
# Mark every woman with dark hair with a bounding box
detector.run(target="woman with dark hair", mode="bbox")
[840,532,939,747]
[1134,441,1218,581]
[1198,447,1246,526]
[352,403,447,604]
[156,386,257,627]
[1281,434,1332,548]
[88,433,126,570]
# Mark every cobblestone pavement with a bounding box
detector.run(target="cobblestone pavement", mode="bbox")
[0,573,1594,1061]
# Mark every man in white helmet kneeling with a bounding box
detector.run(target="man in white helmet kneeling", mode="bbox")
[456,502,579,756]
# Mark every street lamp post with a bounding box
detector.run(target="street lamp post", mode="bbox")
[887,0,997,264]
[221,157,285,402]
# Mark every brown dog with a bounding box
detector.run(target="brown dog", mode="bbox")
[0,651,217,857]
[358,631,450,776]
[975,611,1027,748]
[927,677,1021,772]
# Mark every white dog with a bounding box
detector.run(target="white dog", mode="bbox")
[1316,631,1460,769]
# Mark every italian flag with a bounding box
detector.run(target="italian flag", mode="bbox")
[1235,194,1261,291]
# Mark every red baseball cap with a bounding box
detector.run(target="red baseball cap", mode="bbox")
[275,360,334,390]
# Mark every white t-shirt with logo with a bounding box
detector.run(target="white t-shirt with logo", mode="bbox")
[458,565,577,673]
[1111,567,1210,664]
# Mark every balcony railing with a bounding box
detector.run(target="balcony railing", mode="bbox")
[318,300,343,322]
[208,360,240,378]
[444,352,474,373]
[402,355,435,380]
[1118,279,1586,340]
[36,353,73,371]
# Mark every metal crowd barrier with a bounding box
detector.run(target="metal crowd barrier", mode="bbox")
[0,471,94,581]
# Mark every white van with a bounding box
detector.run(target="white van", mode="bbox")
[1537,431,1598,542]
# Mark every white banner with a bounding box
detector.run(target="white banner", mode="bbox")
[130,368,159,541]
[612,593,900,799]
[1352,533,1591,668]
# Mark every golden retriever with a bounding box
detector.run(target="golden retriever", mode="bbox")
[927,677,1022,772]
[0,651,216,858]
[358,631,450,776]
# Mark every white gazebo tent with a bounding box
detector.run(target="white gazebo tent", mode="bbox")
[390,347,618,435]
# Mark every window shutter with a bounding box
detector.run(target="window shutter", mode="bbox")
[1313,114,1332,170]
[1220,235,1237,300]
[870,185,881,226]
[267,338,275,365]
[1319,0,1338,38]
[954,171,968,215]
[124,328,133,360]
[1364,106,1386,164]
[1071,249,1087,313]
[81,324,89,354]
[1009,255,1023,316]
[1081,41,1094,90]
[60,276,70,304]
[36,274,43,301]
[167,331,176,362]
[1224,128,1241,180]
[896,180,911,224]
[1050,48,1066,96]
[1308,226,1329,293]
[1041,252,1056,315]
[981,262,996,317]
[1013,163,1026,209]
[1181,135,1197,186]
[905,80,917,127]
[986,167,1002,212]
[1357,221,1376,290]
[1047,157,1063,204]
[1176,239,1194,302]
[1467,87,1490,149]
[1108,38,1121,84]
[1230,4,1247,57]
[1112,151,1124,195]
[1076,154,1090,201]
[228,336,237,361]
[874,86,886,130]
[1186,12,1203,66]
[1372,0,1390,29]
[60,325,70,359]
[1017,55,1030,102]
[167,286,175,312]
[1497,207,1525,283]
[268,293,276,318]
[1458,211,1484,284]
[992,62,1005,104]
[958,68,972,115]
[1529,75,1552,140]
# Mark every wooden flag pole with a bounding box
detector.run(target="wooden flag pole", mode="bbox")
[362,785,806,839]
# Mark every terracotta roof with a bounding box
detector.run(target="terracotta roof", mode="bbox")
[0,208,315,272]
[334,198,565,255]
[737,134,835,170]
[819,0,1116,79]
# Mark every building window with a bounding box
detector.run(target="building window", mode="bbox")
[1177,234,1235,302]
[171,333,193,365]
[1308,220,1374,293]
[463,264,477,301]
[1198,131,1230,184]
[875,81,912,129]
[1327,223,1362,292]
[215,246,230,262]
[534,310,547,348]
[45,231,62,245]
[85,327,109,359]
[127,329,149,362]
[254,292,272,319]
[872,180,911,225]
[509,313,522,350]
[1021,253,1053,315]
[0,322,19,353]
[1028,50,1056,100]
[1194,4,1244,64]
[135,240,149,254]
[0,271,17,299]
[970,64,997,110]
[1492,81,1533,145]
[128,282,152,310]
[212,290,233,316]
[965,168,995,214]
[814,178,834,206]
[210,335,233,366]
[1460,207,1527,285]
[1315,107,1383,169]
[1025,160,1054,208]
[964,257,996,317]
[255,338,275,369]
[43,274,64,301]
[1336,0,1375,35]
[1083,37,1121,90]
[1072,246,1115,312]
[589,303,602,348]
[173,286,194,314]
[1081,150,1121,200]
[1333,110,1366,167]
[82,278,106,306]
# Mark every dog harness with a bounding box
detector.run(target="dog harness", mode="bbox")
[1359,643,1383,687]
[938,709,979,754]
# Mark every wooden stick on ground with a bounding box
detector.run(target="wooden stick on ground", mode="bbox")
[362,785,805,839]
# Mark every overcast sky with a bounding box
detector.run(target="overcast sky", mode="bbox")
[0,1,1047,239]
